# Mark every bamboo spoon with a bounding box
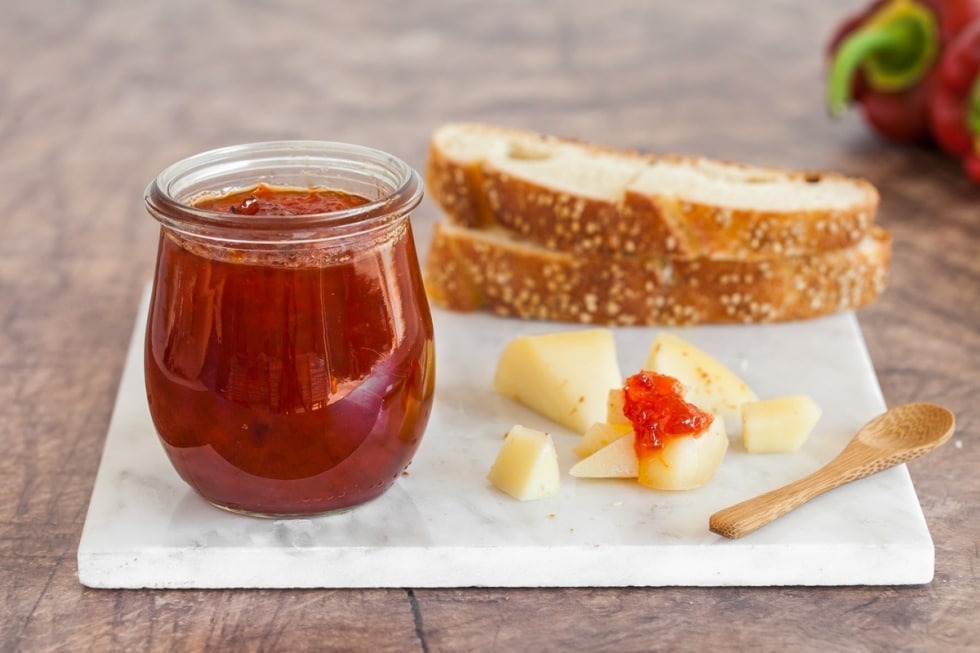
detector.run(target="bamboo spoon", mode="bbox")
[709,402,955,539]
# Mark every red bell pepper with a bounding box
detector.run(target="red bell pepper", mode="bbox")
[928,20,980,181]
[827,0,980,144]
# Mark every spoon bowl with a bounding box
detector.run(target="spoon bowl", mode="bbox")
[709,402,955,540]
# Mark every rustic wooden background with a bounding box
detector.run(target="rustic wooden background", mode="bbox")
[2,0,978,650]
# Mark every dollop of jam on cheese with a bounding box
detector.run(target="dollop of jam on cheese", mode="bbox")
[622,371,713,456]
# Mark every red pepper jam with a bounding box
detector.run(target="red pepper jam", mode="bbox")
[622,372,713,457]
[145,184,435,516]
[197,183,362,216]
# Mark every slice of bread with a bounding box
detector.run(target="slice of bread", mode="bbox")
[426,123,880,260]
[422,221,891,326]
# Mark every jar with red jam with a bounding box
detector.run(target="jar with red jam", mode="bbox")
[143,141,435,517]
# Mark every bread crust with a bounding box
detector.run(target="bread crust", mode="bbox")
[424,140,492,228]
[423,222,891,326]
[426,123,880,260]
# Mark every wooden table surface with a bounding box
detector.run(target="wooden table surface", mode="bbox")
[3,0,978,650]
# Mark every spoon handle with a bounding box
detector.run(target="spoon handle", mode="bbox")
[710,402,955,539]
[708,448,876,539]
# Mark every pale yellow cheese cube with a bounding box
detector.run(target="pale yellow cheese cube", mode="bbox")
[606,388,629,426]
[637,416,728,491]
[569,433,638,479]
[742,395,822,453]
[494,329,622,434]
[573,421,633,459]
[487,425,561,501]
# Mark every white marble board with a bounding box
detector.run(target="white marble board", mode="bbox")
[77,287,935,588]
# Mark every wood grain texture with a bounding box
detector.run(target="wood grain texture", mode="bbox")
[2,0,978,651]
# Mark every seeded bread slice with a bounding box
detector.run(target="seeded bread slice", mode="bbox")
[423,221,891,326]
[426,123,880,260]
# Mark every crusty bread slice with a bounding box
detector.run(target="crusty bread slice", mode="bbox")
[426,123,880,260]
[423,221,891,326]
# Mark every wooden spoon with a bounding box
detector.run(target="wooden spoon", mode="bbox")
[709,402,955,540]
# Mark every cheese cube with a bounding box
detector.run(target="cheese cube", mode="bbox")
[606,388,629,426]
[742,395,822,453]
[487,425,561,501]
[494,329,622,434]
[573,421,633,459]
[637,416,728,491]
[569,433,638,478]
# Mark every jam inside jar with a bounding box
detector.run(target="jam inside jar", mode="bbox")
[143,141,435,517]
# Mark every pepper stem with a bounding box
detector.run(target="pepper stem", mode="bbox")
[827,0,939,117]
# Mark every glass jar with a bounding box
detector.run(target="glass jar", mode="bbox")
[143,141,435,517]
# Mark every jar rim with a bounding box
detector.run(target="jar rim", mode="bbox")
[144,140,423,244]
